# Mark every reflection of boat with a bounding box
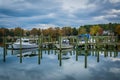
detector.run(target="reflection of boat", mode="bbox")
[62,56,70,60]
[77,50,91,56]
[12,48,37,55]
[57,49,72,60]
[11,48,38,57]
[17,51,38,57]
[9,38,38,49]
[55,39,73,49]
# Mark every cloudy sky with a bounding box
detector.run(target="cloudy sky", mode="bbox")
[0,0,120,29]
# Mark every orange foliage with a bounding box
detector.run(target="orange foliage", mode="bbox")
[115,25,120,35]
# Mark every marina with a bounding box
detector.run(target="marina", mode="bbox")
[1,33,120,63]
[1,0,120,80]
[0,31,120,80]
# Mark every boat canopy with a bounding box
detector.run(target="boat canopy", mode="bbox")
[78,34,91,39]
[62,39,70,45]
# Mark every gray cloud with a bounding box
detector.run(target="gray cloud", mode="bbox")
[0,0,120,29]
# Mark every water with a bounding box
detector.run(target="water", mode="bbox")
[0,47,120,80]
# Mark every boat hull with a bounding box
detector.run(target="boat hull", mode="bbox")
[55,44,73,49]
[10,44,38,50]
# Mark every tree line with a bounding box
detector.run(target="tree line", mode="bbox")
[0,23,120,42]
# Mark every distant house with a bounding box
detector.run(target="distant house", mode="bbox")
[103,30,115,36]
[103,31,110,35]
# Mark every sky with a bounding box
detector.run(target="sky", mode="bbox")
[0,0,120,29]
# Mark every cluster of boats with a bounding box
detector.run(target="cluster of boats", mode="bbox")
[8,34,95,50]
[8,38,73,50]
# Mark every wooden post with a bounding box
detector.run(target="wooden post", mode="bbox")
[76,49,78,61]
[116,51,118,57]
[85,37,88,51]
[58,52,60,60]
[114,49,118,57]
[70,51,72,56]
[55,37,57,44]
[59,35,62,51]
[20,31,22,63]
[59,50,62,66]
[96,34,99,49]
[84,51,87,68]
[92,36,94,49]
[92,50,94,56]
[48,49,50,55]
[38,34,41,64]
[3,31,6,62]
[41,34,43,59]
[38,33,41,49]
[97,50,99,62]
[103,37,106,50]
[110,50,112,57]
[5,36,7,56]
[11,37,14,55]
[115,36,117,50]
[38,49,40,64]
[72,37,74,45]
[38,49,41,64]
[49,35,51,43]
[76,36,78,50]
[104,50,107,57]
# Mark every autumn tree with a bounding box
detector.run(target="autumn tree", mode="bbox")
[61,27,72,36]
[0,28,10,36]
[115,25,120,41]
[47,27,54,37]
[115,25,120,35]
[98,27,103,35]
[0,28,4,42]
[0,28,4,37]
[78,27,87,34]
[50,27,61,38]
[38,28,42,36]
[30,28,38,36]
[90,25,103,35]
[42,29,49,36]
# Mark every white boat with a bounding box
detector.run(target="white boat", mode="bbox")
[79,38,96,44]
[9,38,38,49]
[55,39,73,49]
[55,44,73,49]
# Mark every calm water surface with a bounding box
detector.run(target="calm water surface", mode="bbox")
[0,47,120,80]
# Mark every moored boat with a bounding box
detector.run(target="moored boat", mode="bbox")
[9,38,38,49]
[55,39,73,49]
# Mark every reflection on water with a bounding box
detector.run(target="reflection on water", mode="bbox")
[0,47,120,80]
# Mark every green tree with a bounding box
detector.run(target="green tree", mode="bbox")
[9,29,14,37]
[72,27,78,35]
[14,27,24,36]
